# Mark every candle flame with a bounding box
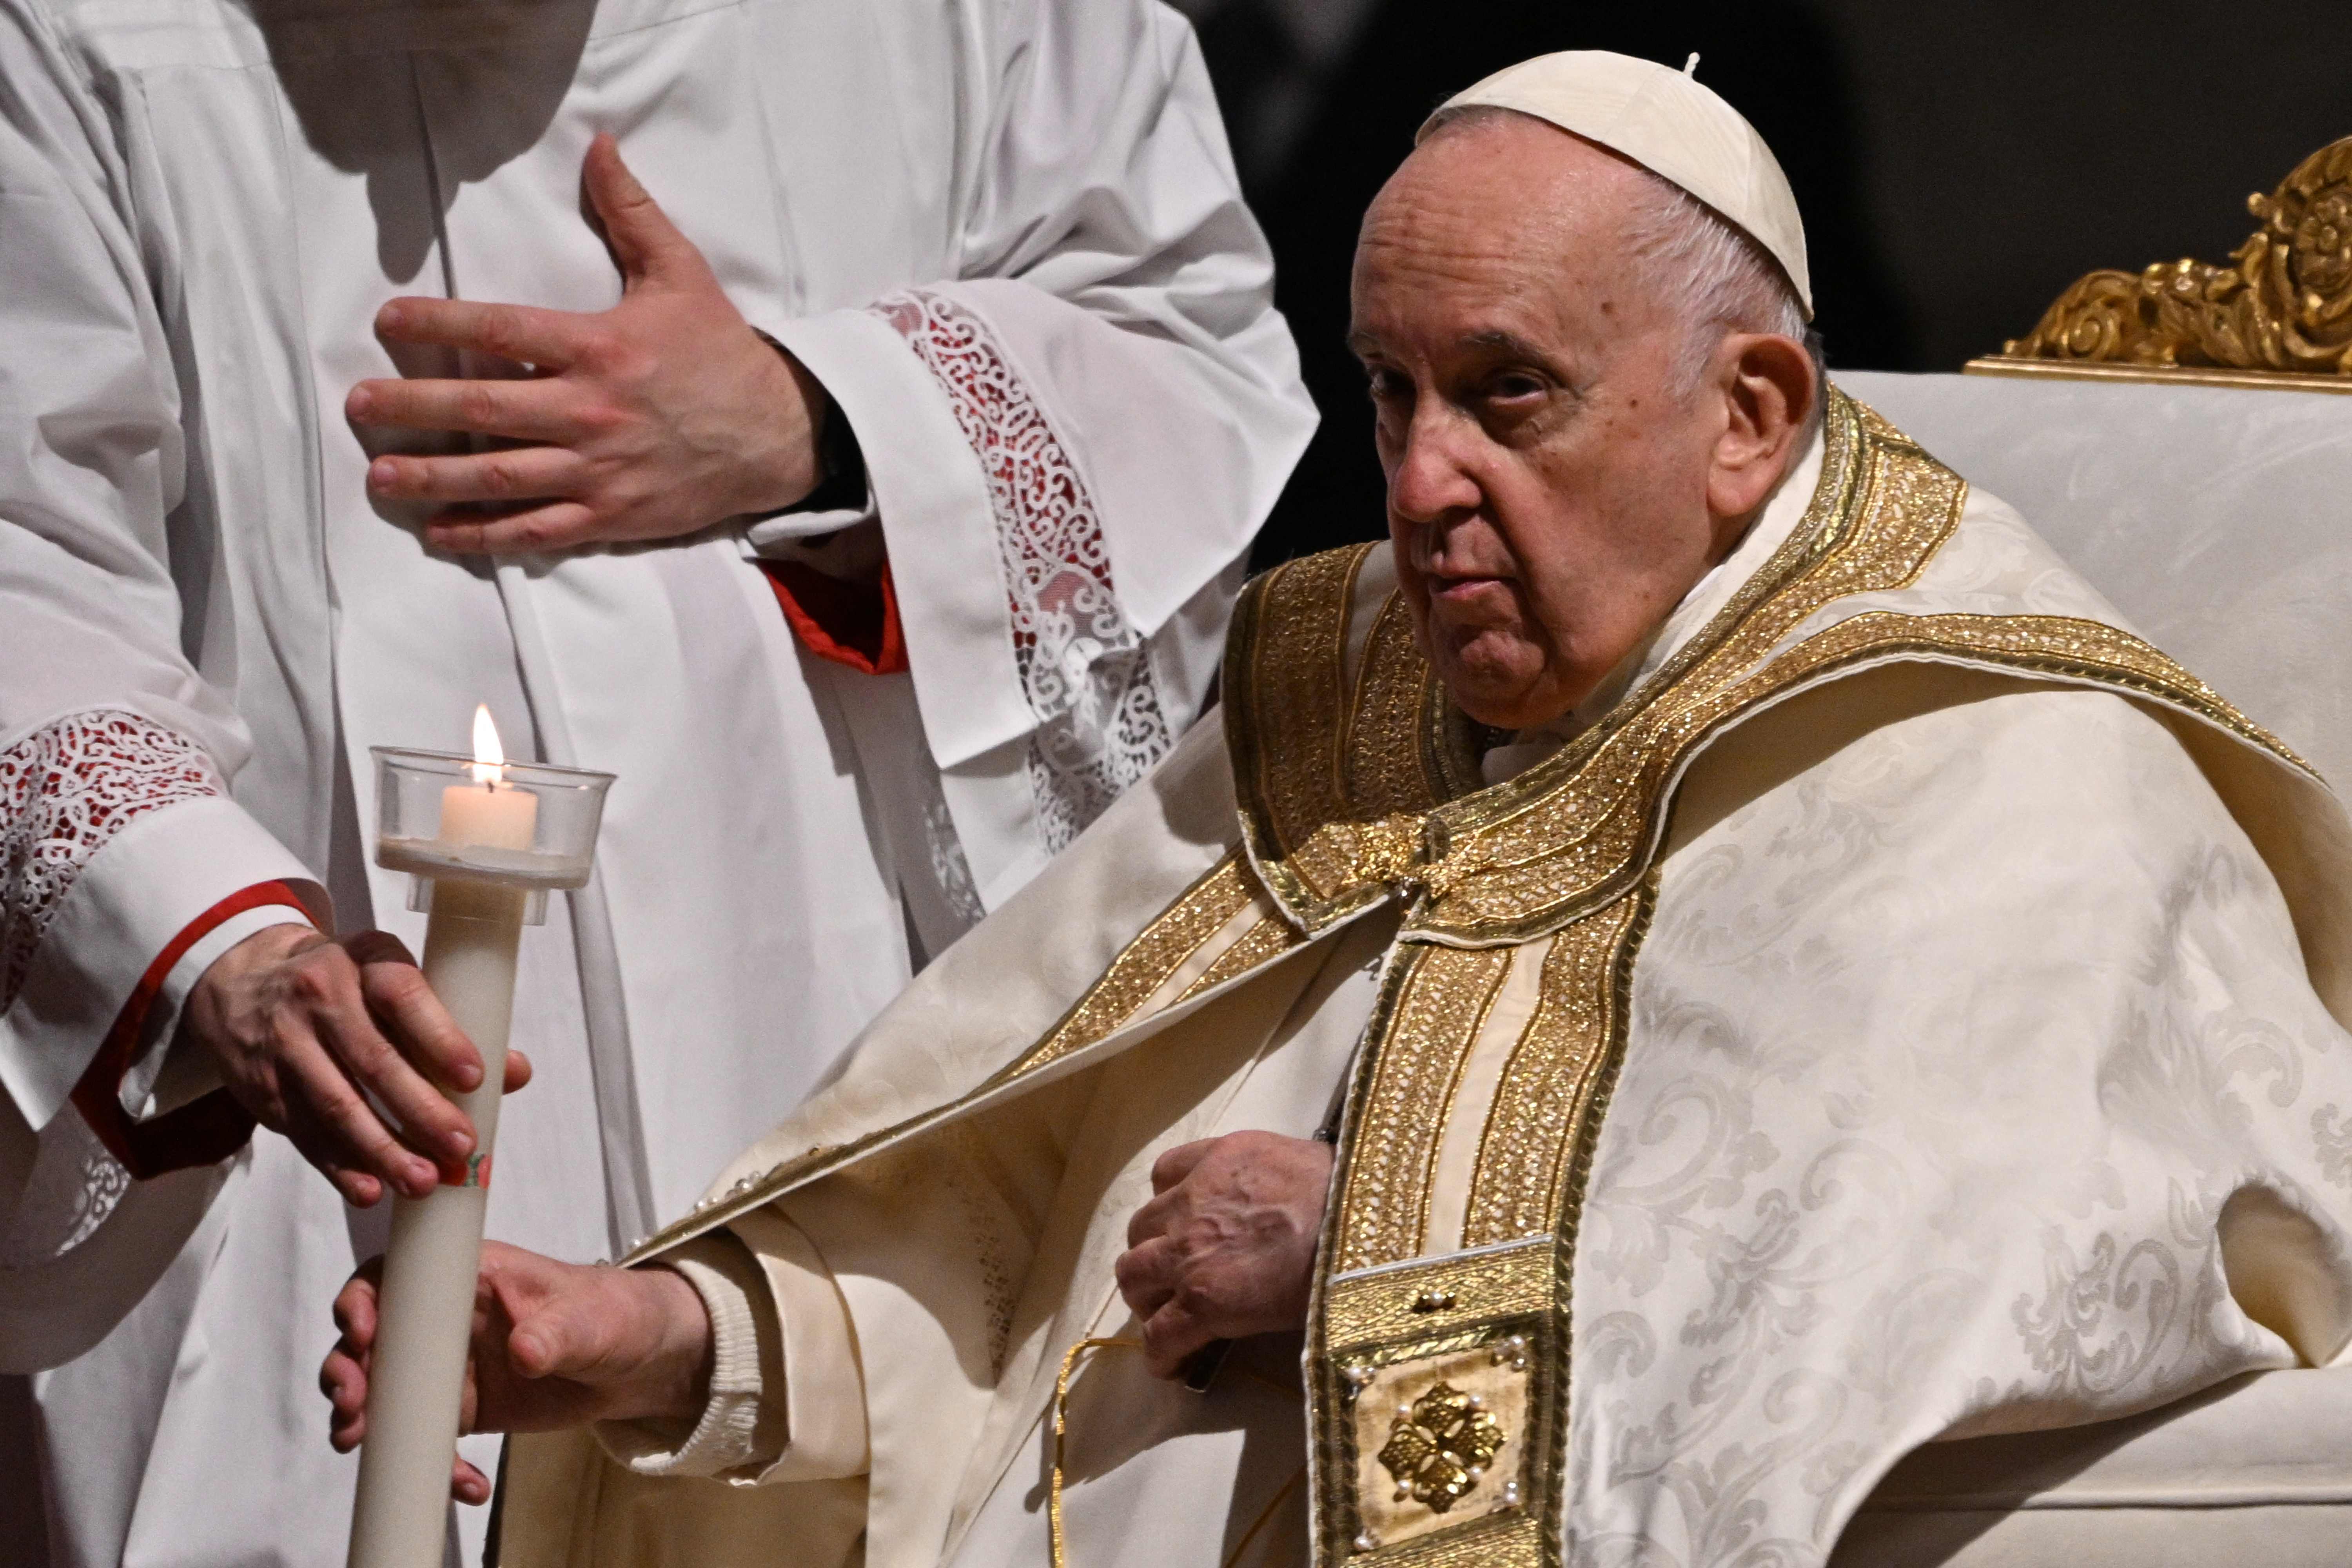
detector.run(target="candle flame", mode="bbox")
[470,705,506,786]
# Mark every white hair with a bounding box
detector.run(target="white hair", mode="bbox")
[1621,171,1820,407]
[1426,105,1824,421]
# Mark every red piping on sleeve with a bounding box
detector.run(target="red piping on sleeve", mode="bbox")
[69,880,312,1179]
[762,559,909,676]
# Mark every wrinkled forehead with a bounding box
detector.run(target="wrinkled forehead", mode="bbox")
[1350,121,1659,352]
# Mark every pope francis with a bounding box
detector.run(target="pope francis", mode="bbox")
[323,52,2352,1568]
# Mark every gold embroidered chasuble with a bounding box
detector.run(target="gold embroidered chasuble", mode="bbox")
[503,390,2352,1568]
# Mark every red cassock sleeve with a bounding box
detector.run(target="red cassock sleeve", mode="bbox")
[760,559,909,676]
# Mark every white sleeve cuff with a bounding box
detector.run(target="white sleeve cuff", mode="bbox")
[742,477,881,552]
[749,306,1029,772]
[595,1234,786,1480]
[0,795,323,1132]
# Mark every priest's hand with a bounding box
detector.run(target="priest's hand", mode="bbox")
[1114,1131,1334,1379]
[348,133,830,555]
[323,1241,713,1504]
[184,926,532,1207]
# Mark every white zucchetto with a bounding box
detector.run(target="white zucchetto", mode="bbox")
[1420,50,1813,319]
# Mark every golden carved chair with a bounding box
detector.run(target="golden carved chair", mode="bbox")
[1825,138,2352,1568]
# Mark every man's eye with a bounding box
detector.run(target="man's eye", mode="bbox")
[1488,374,1546,401]
[1365,370,1408,403]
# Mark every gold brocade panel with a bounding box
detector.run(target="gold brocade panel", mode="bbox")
[1309,878,1654,1567]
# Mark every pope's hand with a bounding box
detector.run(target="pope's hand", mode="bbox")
[184,926,531,1207]
[322,1241,713,1504]
[347,133,829,555]
[1114,1131,1334,1379]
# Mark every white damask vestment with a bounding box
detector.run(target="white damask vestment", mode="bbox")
[496,390,2352,1568]
[0,0,1312,1561]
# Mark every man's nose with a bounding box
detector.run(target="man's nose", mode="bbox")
[1387,408,1484,527]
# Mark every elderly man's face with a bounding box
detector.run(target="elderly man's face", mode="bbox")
[1350,117,1806,730]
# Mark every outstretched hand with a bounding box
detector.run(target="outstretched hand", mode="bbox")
[322,1241,713,1504]
[1113,1131,1334,1379]
[348,133,829,555]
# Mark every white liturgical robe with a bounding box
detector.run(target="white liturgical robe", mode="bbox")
[501,392,2352,1568]
[0,0,1313,1563]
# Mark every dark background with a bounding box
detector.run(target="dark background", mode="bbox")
[1171,0,2352,567]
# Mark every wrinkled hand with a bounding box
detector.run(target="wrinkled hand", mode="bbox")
[184,926,531,1207]
[322,1241,712,1504]
[1114,1131,1335,1378]
[348,132,829,555]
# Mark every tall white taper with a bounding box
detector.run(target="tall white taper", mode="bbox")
[345,877,526,1568]
[353,726,614,1568]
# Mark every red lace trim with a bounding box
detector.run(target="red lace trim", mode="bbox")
[872,290,1174,849]
[1,711,221,1014]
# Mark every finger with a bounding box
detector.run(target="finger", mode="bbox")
[423,501,600,557]
[1150,1140,1216,1195]
[1141,1298,1211,1380]
[280,1019,450,1196]
[453,1458,491,1506]
[323,1341,374,1442]
[348,376,581,444]
[1126,1186,1180,1249]
[504,1049,534,1093]
[314,978,480,1161]
[505,1296,577,1382]
[332,1263,384,1346]
[326,1354,368,1450]
[336,1166,385,1209]
[375,297,588,371]
[367,446,584,508]
[351,945,484,1093]
[1112,1239,1177,1321]
[582,133,702,289]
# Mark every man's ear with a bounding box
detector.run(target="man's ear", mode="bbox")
[1704,332,1817,529]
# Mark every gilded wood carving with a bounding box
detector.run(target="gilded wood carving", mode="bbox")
[1971,136,2352,391]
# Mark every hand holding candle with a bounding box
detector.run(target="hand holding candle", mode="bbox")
[347,712,613,1568]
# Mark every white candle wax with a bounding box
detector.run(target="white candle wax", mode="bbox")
[347,777,537,1568]
[438,777,537,855]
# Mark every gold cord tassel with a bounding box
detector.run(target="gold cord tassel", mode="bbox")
[1050,1337,1141,1568]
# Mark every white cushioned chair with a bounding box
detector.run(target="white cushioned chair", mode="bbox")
[1829,368,2352,1566]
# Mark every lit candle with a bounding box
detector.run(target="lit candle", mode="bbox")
[348,708,535,1568]
[439,706,538,855]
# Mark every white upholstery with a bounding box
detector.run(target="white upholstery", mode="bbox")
[1840,372,2352,791]
[1828,372,2352,1564]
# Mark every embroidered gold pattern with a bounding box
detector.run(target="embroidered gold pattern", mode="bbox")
[1462,892,1649,1247]
[1346,592,1449,818]
[1322,1239,1554,1350]
[1177,914,1302,1003]
[1012,856,1265,1076]
[1731,610,2312,777]
[1331,945,1515,1272]
[1377,1384,1507,1512]
[1227,546,1369,896]
[1228,557,1482,933]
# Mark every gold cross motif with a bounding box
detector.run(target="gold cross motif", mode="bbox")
[1375,1382,1506,1513]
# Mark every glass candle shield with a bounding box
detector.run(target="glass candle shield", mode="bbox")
[370,746,614,900]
